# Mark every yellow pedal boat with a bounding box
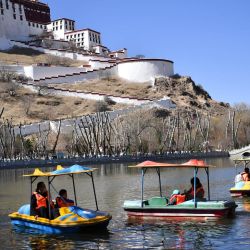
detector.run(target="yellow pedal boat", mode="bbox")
[9,165,112,233]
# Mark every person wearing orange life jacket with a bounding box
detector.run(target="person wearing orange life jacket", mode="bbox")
[30,182,54,219]
[169,190,186,205]
[241,167,250,181]
[185,177,205,201]
[56,189,74,208]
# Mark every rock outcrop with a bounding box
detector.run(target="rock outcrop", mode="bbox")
[155,75,230,115]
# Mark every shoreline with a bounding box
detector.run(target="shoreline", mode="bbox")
[0,151,229,169]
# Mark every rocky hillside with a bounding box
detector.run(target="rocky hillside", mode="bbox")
[0,71,230,124]
[154,75,230,115]
[57,75,230,116]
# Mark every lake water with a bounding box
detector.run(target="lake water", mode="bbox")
[1,157,250,249]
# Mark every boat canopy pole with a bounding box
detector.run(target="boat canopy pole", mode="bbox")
[90,172,99,211]
[30,177,38,195]
[70,174,78,206]
[47,176,51,220]
[193,168,198,208]
[141,168,147,207]
[205,167,210,200]
[156,168,162,197]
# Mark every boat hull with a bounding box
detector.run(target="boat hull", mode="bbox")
[230,181,250,197]
[9,205,111,234]
[124,207,234,219]
[10,216,111,234]
[123,198,237,219]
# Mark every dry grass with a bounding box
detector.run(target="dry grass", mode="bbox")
[53,77,163,100]
[0,47,85,66]
[0,82,127,124]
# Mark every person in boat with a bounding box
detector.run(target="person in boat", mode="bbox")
[184,177,205,201]
[30,181,54,219]
[169,189,186,205]
[56,189,75,208]
[241,167,250,181]
[235,172,243,183]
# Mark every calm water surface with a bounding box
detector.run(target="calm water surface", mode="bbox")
[1,157,250,249]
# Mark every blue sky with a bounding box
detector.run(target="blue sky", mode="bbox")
[46,0,250,105]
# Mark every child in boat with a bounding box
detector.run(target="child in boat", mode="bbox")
[56,189,75,208]
[30,181,54,219]
[184,177,205,201]
[241,167,250,181]
[169,189,186,205]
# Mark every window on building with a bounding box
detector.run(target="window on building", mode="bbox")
[20,15,23,21]
[32,23,35,27]
[60,25,62,29]
[40,24,42,28]
[36,23,38,27]
[0,0,3,9]
[1,9,3,15]
[56,27,58,30]
[53,27,55,31]
[19,4,22,13]
[5,0,9,9]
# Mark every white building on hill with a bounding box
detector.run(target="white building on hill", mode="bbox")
[65,28,101,51]
[47,18,75,40]
[0,0,50,41]
[47,18,108,54]
[0,0,127,57]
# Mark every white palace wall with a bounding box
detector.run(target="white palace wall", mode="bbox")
[0,3,44,43]
[7,43,174,85]
[117,59,174,83]
[23,66,86,80]
[35,66,118,85]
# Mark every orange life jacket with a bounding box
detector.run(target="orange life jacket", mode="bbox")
[33,192,47,210]
[191,186,205,198]
[56,197,74,208]
[170,194,186,205]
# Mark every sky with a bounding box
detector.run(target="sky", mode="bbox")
[45,0,250,105]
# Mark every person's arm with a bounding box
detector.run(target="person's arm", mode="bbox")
[30,194,38,216]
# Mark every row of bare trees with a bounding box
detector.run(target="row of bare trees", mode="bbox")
[0,106,249,160]
[61,108,247,157]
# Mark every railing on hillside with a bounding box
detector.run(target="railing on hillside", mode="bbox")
[0,151,229,169]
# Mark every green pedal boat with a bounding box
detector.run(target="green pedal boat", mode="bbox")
[123,159,237,219]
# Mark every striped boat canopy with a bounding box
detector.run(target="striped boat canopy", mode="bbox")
[129,159,215,168]
[23,164,97,177]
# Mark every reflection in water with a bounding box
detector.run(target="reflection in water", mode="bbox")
[1,157,250,249]
[242,197,250,212]
[12,225,112,250]
[124,218,235,249]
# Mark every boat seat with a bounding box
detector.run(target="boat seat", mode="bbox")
[147,197,168,206]
[18,204,30,215]
[234,181,245,189]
